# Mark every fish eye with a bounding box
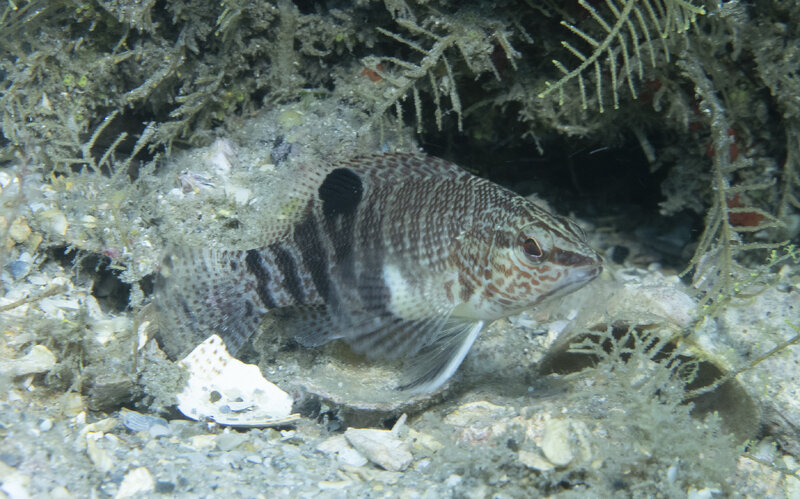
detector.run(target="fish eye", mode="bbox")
[519,235,544,260]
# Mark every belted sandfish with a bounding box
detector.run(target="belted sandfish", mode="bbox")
[155,153,602,392]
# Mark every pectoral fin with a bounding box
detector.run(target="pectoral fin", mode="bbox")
[399,320,484,393]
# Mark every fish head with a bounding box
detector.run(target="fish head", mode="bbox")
[456,198,602,320]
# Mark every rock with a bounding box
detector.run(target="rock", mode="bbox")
[784,456,800,498]
[344,427,413,472]
[91,316,131,346]
[115,467,154,499]
[83,417,118,435]
[176,334,298,427]
[88,376,138,412]
[60,393,85,417]
[444,474,463,487]
[0,345,56,377]
[686,487,721,499]
[38,419,53,432]
[148,424,170,438]
[49,486,71,499]
[540,419,573,466]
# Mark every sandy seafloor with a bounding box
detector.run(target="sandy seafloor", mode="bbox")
[2,102,800,498]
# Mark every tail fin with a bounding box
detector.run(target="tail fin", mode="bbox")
[154,248,269,359]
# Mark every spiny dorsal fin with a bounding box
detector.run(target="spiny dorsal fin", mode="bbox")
[268,152,469,233]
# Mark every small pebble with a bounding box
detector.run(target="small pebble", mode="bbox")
[518,449,554,471]
[0,452,22,467]
[49,486,72,499]
[155,480,176,493]
[216,431,248,452]
[188,434,217,451]
[444,474,463,487]
[8,217,31,243]
[115,467,155,499]
[7,260,30,280]
[541,419,573,466]
[38,418,53,432]
[148,424,171,438]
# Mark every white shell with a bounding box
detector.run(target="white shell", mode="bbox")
[176,334,297,427]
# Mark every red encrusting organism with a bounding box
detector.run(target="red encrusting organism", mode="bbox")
[726,193,764,227]
[361,64,385,82]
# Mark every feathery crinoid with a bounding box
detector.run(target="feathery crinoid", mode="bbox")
[361,13,523,134]
[538,0,705,112]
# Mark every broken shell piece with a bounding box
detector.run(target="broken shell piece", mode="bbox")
[541,418,579,466]
[115,467,155,499]
[86,433,114,473]
[38,210,68,236]
[518,449,555,471]
[344,426,413,472]
[179,171,214,194]
[0,344,56,377]
[223,184,252,205]
[206,138,237,174]
[317,435,369,467]
[176,334,298,427]
[120,408,170,437]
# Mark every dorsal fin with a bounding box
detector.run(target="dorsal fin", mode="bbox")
[338,153,469,180]
[267,152,470,234]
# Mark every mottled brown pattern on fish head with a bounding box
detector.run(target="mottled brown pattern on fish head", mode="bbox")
[447,178,602,320]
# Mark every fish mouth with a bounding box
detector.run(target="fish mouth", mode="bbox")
[538,263,603,302]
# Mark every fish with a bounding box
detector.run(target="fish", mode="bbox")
[155,152,602,393]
